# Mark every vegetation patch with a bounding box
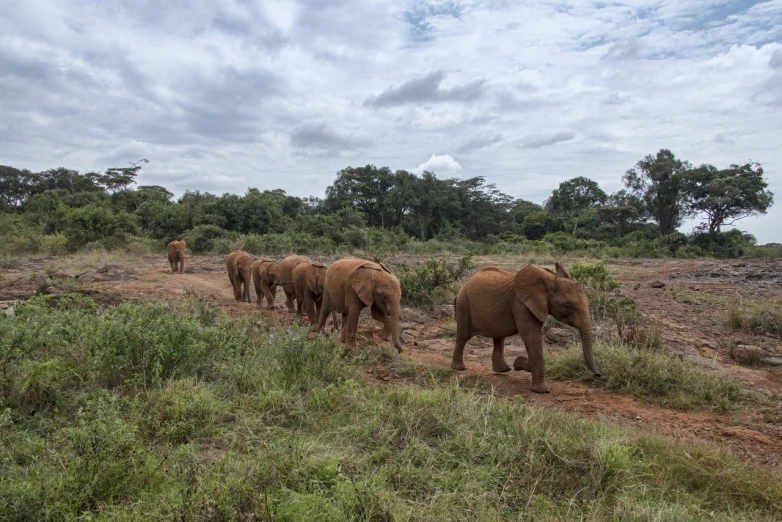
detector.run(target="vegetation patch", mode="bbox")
[397,256,474,308]
[0,295,779,520]
[546,342,744,411]
[726,300,782,337]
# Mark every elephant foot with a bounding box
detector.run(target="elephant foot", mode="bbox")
[492,361,512,373]
[530,382,550,394]
[377,329,392,341]
[451,360,467,371]
[513,356,530,372]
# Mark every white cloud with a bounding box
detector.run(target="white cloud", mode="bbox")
[1,0,781,241]
[413,153,463,175]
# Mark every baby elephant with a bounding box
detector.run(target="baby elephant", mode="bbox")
[452,262,600,394]
[167,240,186,273]
[292,261,328,324]
[279,255,310,313]
[226,250,253,303]
[314,257,403,353]
[252,258,280,309]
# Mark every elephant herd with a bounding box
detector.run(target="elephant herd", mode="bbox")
[166,240,602,393]
[224,251,404,354]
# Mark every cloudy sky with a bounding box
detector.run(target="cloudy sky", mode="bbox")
[2,0,781,241]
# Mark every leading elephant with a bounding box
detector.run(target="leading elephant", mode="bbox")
[314,257,403,353]
[279,254,310,313]
[252,258,280,309]
[451,262,601,393]
[167,240,186,273]
[226,250,253,303]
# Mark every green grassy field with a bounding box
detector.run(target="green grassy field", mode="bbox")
[1,295,780,520]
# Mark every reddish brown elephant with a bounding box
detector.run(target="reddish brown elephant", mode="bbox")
[452,262,600,393]
[226,250,253,303]
[314,257,402,353]
[167,240,186,273]
[279,254,310,313]
[252,258,280,309]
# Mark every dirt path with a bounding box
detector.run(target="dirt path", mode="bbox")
[2,254,781,470]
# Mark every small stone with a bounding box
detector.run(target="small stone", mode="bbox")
[650,280,666,288]
[3,306,14,317]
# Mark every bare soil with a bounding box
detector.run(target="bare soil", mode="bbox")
[2,255,781,470]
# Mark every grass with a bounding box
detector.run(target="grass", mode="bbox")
[0,295,780,520]
[726,299,782,337]
[546,342,744,412]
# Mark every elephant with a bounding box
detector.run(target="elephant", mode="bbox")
[279,254,310,313]
[252,258,280,309]
[451,262,601,394]
[167,240,186,273]
[292,261,341,329]
[314,257,403,353]
[226,250,253,303]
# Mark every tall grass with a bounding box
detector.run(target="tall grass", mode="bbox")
[0,295,779,520]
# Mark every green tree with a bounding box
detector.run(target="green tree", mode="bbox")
[623,149,691,235]
[683,162,774,235]
[324,165,395,227]
[545,176,607,233]
[0,165,36,211]
[521,211,561,240]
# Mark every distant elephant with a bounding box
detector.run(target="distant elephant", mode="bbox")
[279,254,310,313]
[252,258,280,309]
[314,258,403,353]
[167,240,186,273]
[226,250,253,303]
[451,262,601,393]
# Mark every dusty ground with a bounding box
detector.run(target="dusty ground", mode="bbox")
[1,254,781,470]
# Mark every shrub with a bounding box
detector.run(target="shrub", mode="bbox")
[184,224,229,253]
[726,300,782,337]
[397,256,475,308]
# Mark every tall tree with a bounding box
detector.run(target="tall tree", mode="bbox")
[683,162,774,235]
[324,165,395,227]
[0,165,36,211]
[623,149,691,235]
[545,176,607,233]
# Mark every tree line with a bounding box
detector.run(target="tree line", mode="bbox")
[0,149,774,258]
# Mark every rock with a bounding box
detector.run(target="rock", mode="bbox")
[76,266,137,283]
[762,356,782,367]
[3,306,14,317]
[731,344,765,364]
[650,280,666,288]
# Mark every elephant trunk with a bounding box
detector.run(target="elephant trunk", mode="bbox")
[579,327,601,377]
[390,306,403,353]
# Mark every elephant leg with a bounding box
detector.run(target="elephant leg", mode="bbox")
[491,337,511,373]
[370,305,391,341]
[311,296,322,325]
[451,307,472,371]
[345,306,361,349]
[340,313,348,343]
[179,258,184,273]
[262,283,275,309]
[284,287,296,313]
[169,260,175,273]
[515,319,549,393]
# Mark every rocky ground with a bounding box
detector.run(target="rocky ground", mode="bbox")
[1,253,781,470]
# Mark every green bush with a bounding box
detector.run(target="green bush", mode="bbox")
[185,224,229,253]
[397,256,475,308]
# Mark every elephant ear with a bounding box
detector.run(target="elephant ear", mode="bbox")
[555,262,570,279]
[514,265,550,323]
[377,262,392,274]
[350,267,376,307]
